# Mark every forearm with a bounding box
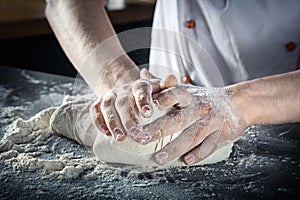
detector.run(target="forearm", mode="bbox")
[228,70,300,126]
[45,0,139,95]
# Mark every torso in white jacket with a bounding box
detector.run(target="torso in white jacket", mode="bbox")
[149,0,300,86]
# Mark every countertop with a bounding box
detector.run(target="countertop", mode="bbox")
[0,66,299,199]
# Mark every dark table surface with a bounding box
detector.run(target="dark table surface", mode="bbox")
[0,66,299,199]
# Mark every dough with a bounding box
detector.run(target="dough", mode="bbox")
[50,95,233,167]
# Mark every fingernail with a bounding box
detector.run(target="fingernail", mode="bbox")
[114,127,125,141]
[155,152,168,165]
[142,105,152,118]
[99,124,110,136]
[184,154,195,165]
[129,126,141,138]
[139,132,151,144]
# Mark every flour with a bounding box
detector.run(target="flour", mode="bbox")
[0,105,97,179]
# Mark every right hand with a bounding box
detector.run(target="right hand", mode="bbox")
[130,85,247,166]
[89,69,178,142]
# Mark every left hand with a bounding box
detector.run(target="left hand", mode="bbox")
[132,85,248,166]
[89,69,178,142]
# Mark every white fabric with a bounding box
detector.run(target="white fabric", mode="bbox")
[149,0,300,86]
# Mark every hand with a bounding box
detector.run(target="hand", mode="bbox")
[132,85,248,166]
[89,69,178,142]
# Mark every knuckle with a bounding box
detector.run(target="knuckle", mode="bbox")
[101,93,116,108]
[121,84,130,91]
[129,108,139,124]
[105,113,115,125]
[124,120,137,131]
[133,80,151,91]
[137,94,149,104]
[90,112,100,121]
[174,87,189,98]
[102,98,112,108]
[116,96,129,108]
[161,89,175,100]
[107,120,115,128]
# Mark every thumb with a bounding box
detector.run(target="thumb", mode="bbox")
[140,68,157,79]
[140,68,178,92]
[160,74,178,90]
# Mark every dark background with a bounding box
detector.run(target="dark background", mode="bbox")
[0,21,152,77]
[0,1,154,77]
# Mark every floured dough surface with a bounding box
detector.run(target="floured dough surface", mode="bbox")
[93,134,232,167]
[49,96,233,167]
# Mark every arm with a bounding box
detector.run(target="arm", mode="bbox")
[45,0,139,97]
[46,1,178,141]
[229,70,300,126]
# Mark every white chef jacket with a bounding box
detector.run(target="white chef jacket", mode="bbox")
[149,0,300,87]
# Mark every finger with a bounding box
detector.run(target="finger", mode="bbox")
[149,74,178,93]
[153,118,220,165]
[140,69,178,93]
[140,68,157,79]
[114,93,143,138]
[140,68,160,93]
[153,121,205,165]
[132,80,154,118]
[148,79,161,94]
[101,93,126,141]
[89,98,111,136]
[153,87,193,109]
[182,115,228,165]
[135,103,211,145]
[160,74,178,90]
[183,131,221,165]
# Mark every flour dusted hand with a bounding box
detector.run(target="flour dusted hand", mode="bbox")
[135,85,247,166]
[90,69,178,142]
[131,86,211,145]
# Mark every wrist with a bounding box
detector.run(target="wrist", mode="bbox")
[225,82,254,128]
[107,54,140,88]
[81,46,139,96]
[93,55,139,97]
[226,71,300,126]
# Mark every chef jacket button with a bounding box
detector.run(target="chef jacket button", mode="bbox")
[185,20,196,29]
[286,42,297,52]
[182,76,192,84]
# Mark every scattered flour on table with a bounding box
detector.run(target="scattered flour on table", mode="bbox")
[0,106,116,180]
